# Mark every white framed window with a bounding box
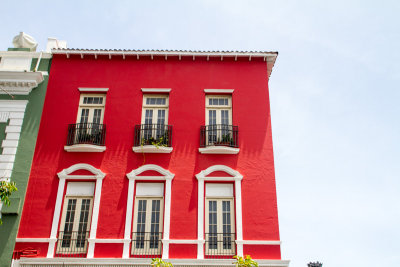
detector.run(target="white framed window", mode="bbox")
[77,94,106,125]
[56,196,93,255]
[205,95,232,145]
[132,197,164,256]
[205,198,235,256]
[141,95,169,142]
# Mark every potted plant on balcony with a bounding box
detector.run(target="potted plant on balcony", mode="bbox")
[214,134,233,146]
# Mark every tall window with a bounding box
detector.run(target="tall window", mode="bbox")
[141,95,169,141]
[132,183,164,257]
[56,196,93,255]
[205,95,232,144]
[77,94,106,125]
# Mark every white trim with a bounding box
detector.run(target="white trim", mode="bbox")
[124,165,175,259]
[87,238,126,243]
[47,164,105,258]
[199,146,240,154]
[204,89,234,93]
[0,100,27,179]
[64,144,106,152]
[18,258,290,267]
[0,71,44,95]
[195,165,244,258]
[132,145,173,153]
[141,88,171,93]
[78,87,109,92]
[163,239,203,244]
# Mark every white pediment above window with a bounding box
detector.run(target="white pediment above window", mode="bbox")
[0,71,44,95]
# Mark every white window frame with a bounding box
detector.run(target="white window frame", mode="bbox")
[131,197,164,256]
[205,95,232,126]
[56,196,93,255]
[141,94,169,125]
[205,197,235,256]
[76,94,106,124]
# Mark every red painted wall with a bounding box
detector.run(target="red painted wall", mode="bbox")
[17,54,281,259]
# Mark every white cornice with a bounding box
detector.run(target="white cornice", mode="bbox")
[78,87,109,92]
[0,71,44,95]
[132,145,173,154]
[198,146,240,154]
[0,51,52,58]
[64,144,106,152]
[126,164,175,180]
[204,89,234,93]
[141,88,171,93]
[195,165,243,181]
[57,163,106,180]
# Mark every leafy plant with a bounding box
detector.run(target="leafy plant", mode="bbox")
[0,181,18,225]
[151,258,173,267]
[233,255,258,267]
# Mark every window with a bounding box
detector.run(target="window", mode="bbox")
[205,198,235,256]
[56,182,95,256]
[140,95,169,143]
[77,94,106,125]
[131,183,164,257]
[205,95,232,145]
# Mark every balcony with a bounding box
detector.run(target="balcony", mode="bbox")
[205,233,236,258]
[64,123,106,152]
[55,231,89,258]
[199,125,240,154]
[132,124,173,153]
[131,232,162,258]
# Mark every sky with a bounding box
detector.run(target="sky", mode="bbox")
[2,0,400,266]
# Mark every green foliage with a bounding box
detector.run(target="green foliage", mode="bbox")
[151,258,173,267]
[0,181,18,225]
[233,255,258,267]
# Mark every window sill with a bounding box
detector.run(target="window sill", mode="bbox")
[198,146,240,154]
[132,145,173,154]
[64,144,106,152]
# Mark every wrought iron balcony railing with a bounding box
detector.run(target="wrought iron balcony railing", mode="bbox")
[66,123,106,146]
[131,232,163,258]
[134,124,172,147]
[205,232,236,258]
[55,231,89,257]
[200,125,238,148]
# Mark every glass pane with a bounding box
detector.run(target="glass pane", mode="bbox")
[93,109,102,124]
[136,200,147,249]
[62,199,76,247]
[80,109,89,124]
[76,199,91,248]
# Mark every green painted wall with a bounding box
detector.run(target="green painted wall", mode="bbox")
[0,57,51,267]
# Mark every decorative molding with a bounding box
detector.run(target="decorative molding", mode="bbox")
[17,258,290,267]
[195,165,244,259]
[78,87,109,92]
[199,146,240,154]
[204,89,234,93]
[15,238,50,242]
[124,164,175,259]
[64,144,106,152]
[163,239,203,244]
[141,88,171,93]
[0,71,44,95]
[236,240,282,245]
[132,145,173,154]
[47,164,105,259]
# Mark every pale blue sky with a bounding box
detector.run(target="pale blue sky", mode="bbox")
[2,0,400,266]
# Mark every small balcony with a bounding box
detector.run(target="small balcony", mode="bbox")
[131,232,163,258]
[55,231,89,258]
[199,125,240,154]
[132,124,173,153]
[64,123,106,152]
[205,232,236,258]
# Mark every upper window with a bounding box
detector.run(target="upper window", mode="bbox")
[206,95,232,126]
[77,94,106,125]
[141,95,169,126]
[56,182,94,256]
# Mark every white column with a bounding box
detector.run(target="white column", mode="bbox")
[235,179,243,256]
[47,178,66,258]
[162,178,172,259]
[87,178,103,258]
[123,178,135,258]
[197,179,204,259]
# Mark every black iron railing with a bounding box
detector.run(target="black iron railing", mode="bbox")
[134,124,172,147]
[55,231,89,257]
[131,232,163,257]
[200,125,238,148]
[205,233,236,258]
[66,123,106,146]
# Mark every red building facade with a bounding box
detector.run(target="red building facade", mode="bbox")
[13,49,289,266]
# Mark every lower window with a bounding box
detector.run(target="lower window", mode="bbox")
[56,197,93,256]
[205,198,236,257]
[131,198,164,257]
